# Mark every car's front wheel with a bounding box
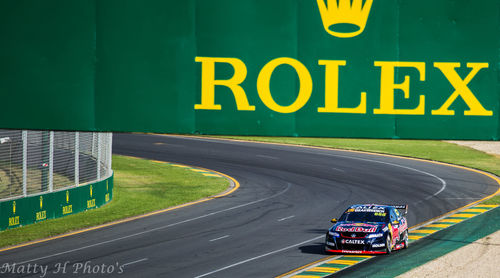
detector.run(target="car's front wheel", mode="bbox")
[385,235,392,254]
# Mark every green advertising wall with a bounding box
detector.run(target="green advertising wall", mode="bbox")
[0,175,113,231]
[0,0,499,140]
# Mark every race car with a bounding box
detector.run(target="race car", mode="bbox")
[325,204,408,254]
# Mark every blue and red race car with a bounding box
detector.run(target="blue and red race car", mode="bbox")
[325,204,408,254]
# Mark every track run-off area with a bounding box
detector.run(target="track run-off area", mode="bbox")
[0,134,499,277]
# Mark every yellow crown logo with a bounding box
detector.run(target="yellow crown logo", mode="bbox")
[317,0,373,38]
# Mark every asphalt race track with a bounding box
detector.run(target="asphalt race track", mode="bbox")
[1,134,498,278]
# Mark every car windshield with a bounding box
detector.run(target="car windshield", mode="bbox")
[339,209,388,223]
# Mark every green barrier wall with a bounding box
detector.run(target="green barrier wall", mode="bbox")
[0,175,113,231]
[0,0,499,140]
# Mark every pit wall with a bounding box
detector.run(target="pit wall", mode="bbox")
[0,174,113,231]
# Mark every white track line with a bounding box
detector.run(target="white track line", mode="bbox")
[278,215,295,222]
[442,197,481,200]
[209,235,230,242]
[16,183,292,265]
[331,154,447,201]
[256,154,279,160]
[164,135,447,200]
[122,258,148,268]
[194,235,324,278]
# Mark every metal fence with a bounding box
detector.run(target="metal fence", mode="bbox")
[0,130,112,200]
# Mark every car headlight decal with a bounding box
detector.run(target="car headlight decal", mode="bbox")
[366,233,384,238]
[328,231,340,237]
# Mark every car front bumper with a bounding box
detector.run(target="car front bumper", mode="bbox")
[325,234,387,254]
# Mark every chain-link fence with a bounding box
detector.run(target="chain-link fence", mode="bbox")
[0,130,112,200]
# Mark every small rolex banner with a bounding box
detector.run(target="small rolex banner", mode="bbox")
[0,0,498,140]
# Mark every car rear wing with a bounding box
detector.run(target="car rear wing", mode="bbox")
[391,204,408,215]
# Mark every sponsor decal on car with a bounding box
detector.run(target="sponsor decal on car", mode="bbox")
[341,250,364,254]
[335,224,377,233]
[372,243,385,248]
[354,207,385,213]
[399,218,408,231]
[342,239,365,244]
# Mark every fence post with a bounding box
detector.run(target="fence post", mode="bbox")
[22,130,27,197]
[49,131,54,192]
[97,133,101,180]
[75,132,79,187]
[108,133,113,172]
[41,131,49,192]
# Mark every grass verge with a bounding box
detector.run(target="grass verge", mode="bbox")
[0,155,229,249]
[213,136,500,204]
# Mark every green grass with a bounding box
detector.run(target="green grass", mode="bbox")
[0,155,229,248]
[214,136,500,204]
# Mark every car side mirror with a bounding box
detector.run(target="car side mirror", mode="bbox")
[331,218,337,223]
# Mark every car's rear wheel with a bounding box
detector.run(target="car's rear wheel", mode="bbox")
[403,230,408,249]
[385,235,392,254]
